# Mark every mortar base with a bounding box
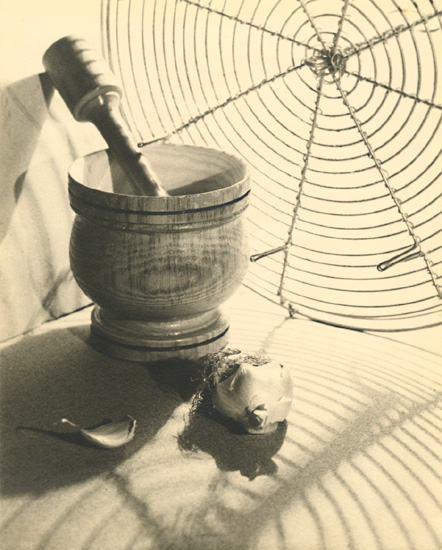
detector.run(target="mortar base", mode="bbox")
[90,306,229,362]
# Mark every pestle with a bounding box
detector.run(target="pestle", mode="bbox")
[43,36,168,197]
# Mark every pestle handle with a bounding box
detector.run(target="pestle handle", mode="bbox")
[42,36,168,197]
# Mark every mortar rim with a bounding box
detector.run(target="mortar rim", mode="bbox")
[68,143,250,213]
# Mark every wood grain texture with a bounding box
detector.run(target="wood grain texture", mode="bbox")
[68,144,250,360]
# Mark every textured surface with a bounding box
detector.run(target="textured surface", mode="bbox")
[1,288,441,550]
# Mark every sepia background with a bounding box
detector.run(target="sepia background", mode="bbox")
[1,1,441,549]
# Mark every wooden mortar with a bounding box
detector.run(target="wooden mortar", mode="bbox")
[68,144,250,361]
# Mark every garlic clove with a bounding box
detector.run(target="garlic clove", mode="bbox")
[246,397,293,434]
[61,416,137,448]
[243,362,293,405]
[266,396,292,425]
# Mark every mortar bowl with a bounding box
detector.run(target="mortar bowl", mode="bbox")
[68,144,250,362]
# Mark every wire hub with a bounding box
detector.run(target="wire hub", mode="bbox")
[306,45,347,79]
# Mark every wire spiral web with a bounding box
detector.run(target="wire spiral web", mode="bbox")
[101,0,442,331]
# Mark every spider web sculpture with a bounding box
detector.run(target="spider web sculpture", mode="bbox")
[101,0,442,331]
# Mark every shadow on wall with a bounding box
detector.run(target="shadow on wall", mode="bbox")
[0,73,54,243]
[0,324,200,497]
[0,72,103,342]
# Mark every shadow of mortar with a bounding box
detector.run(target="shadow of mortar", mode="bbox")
[0,324,198,497]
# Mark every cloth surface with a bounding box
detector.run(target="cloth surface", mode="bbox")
[1,289,441,550]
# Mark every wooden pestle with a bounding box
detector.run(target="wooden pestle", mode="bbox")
[43,36,168,197]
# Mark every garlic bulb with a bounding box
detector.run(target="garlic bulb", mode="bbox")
[212,352,293,434]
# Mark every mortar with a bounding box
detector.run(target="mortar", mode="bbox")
[68,143,250,361]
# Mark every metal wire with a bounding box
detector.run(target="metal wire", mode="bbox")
[102,0,442,331]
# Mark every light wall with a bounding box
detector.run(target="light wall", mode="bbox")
[0,1,105,341]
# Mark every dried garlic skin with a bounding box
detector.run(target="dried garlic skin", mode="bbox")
[213,358,293,434]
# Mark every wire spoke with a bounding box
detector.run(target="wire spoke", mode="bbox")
[297,0,328,51]
[333,76,442,298]
[334,79,414,243]
[343,70,442,111]
[332,0,351,54]
[278,75,325,307]
[139,61,307,146]
[181,0,323,53]
[343,10,442,59]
